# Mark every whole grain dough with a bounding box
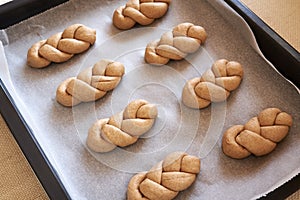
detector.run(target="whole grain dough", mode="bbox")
[127,152,200,200]
[56,59,124,107]
[87,99,158,152]
[27,24,96,68]
[182,59,243,109]
[144,22,207,65]
[222,108,293,159]
[113,0,171,30]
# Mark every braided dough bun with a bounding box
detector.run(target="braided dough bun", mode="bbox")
[27,24,96,68]
[222,108,293,159]
[145,22,207,65]
[127,152,200,200]
[87,99,158,152]
[113,0,171,30]
[182,59,243,109]
[56,59,124,107]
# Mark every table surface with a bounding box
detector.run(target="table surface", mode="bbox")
[241,0,300,53]
[0,0,299,199]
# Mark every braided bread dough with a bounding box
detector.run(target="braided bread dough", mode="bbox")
[127,152,200,200]
[87,99,158,152]
[113,0,171,30]
[27,24,96,68]
[56,59,124,107]
[182,59,243,109]
[222,108,293,159]
[144,22,207,65]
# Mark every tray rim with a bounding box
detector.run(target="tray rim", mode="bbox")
[0,0,69,29]
[224,0,300,89]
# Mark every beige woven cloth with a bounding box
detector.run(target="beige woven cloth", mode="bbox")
[241,0,300,52]
[0,114,49,200]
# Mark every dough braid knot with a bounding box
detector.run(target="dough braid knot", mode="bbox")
[127,152,200,200]
[113,0,171,30]
[27,24,96,68]
[145,22,207,65]
[87,99,158,152]
[56,59,124,107]
[222,108,293,159]
[182,59,243,109]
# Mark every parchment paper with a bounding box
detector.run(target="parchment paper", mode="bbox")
[1,0,299,199]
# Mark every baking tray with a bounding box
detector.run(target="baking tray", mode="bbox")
[225,0,300,88]
[0,0,69,29]
[0,79,70,200]
[0,0,299,199]
[0,1,70,198]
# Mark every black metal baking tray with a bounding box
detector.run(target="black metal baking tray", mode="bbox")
[0,79,71,199]
[0,0,68,29]
[225,0,300,88]
[0,0,299,199]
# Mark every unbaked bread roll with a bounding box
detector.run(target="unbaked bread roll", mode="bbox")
[113,0,171,30]
[182,59,243,109]
[222,108,293,159]
[27,24,96,68]
[144,22,207,65]
[87,99,158,152]
[127,152,200,200]
[56,59,124,107]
